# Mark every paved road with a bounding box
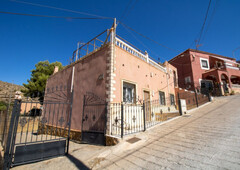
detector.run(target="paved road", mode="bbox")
[95,95,240,170]
[12,95,240,170]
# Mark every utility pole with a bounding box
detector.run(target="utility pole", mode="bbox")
[110,18,116,43]
[114,18,116,34]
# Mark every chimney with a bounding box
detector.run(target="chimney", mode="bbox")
[53,66,59,74]
[163,61,168,66]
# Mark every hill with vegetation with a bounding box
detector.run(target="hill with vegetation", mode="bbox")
[0,80,25,110]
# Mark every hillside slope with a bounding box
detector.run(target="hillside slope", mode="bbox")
[0,80,24,101]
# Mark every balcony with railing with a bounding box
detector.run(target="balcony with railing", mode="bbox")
[70,29,168,74]
[115,36,167,73]
[232,84,240,88]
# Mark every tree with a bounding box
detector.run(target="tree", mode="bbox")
[22,61,63,100]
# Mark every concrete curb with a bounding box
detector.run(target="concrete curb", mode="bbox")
[186,101,212,114]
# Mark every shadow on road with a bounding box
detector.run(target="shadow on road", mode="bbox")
[99,97,234,169]
[66,154,90,170]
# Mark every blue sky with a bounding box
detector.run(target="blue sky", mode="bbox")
[1,0,240,85]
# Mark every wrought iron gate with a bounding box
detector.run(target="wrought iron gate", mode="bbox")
[81,93,107,145]
[3,88,73,169]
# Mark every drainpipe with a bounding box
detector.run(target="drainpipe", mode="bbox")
[166,62,170,96]
[71,66,75,93]
[66,63,75,154]
[75,42,80,61]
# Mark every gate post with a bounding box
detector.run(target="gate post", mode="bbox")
[81,95,85,142]
[194,89,199,107]
[143,101,146,131]
[121,103,123,138]
[3,100,21,170]
[104,102,108,146]
[207,93,211,102]
[178,93,182,116]
[1,110,7,147]
[66,89,74,155]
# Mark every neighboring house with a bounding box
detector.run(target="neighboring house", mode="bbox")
[44,27,178,144]
[169,49,240,95]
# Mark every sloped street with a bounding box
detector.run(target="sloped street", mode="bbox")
[95,95,240,169]
[12,95,240,170]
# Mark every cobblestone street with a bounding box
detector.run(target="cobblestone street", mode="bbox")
[95,95,240,169]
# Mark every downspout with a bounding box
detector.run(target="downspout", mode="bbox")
[67,45,76,153]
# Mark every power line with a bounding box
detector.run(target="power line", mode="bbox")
[0,11,110,20]
[196,0,212,49]
[120,22,158,56]
[118,21,180,53]
[119,0,133,20]
[120,0,138,21]
[116,0,138,27]
[201,0,219,43]
[232,46,240,59]
[9,0,112,19]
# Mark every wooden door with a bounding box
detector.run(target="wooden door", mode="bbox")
[144,91,151,121]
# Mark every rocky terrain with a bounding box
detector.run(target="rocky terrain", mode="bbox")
[0,80,24,102]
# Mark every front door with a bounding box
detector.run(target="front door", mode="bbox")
[143,91,151,121]
[81,93,107,145]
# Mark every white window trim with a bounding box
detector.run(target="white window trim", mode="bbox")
[200,58,210,70]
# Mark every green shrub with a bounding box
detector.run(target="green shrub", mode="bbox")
[230,90,235,95]
[0,101,7,111]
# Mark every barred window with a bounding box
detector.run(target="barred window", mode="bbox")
[159,91,165,105]
[170,94,175,105]
[123,82,136,103]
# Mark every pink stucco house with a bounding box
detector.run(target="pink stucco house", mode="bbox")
[169,49,240,96]
[44,26,178,144]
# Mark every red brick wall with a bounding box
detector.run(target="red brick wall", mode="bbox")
[169,50,193,90]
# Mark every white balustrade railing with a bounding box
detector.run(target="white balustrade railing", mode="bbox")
[232,84,240,88]
[115,37,166,72]
[149,58,166,72]
[226,65,240,70]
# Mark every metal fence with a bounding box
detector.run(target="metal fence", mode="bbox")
[109,99,179,138]
[145,99,177,128]
[0,110,11,151]
[109,103,144,137]
[71,29,111,63]
[1,86,74,169]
